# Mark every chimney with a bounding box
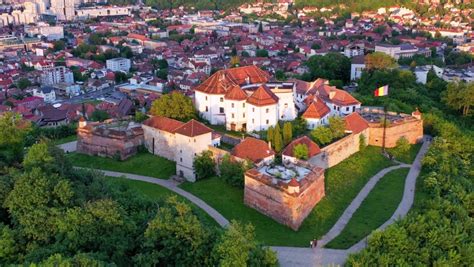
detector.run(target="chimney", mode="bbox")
[245,76,250,84]
[412,108,422,120]
[329,89,336,99]
[268,141,272,149]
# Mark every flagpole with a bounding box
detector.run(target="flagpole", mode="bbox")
[382,105,387,153]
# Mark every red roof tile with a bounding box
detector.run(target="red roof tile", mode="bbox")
[282,136,321,158]
[246,85,279,106]
[174,119,212,137]
[344,113,369,134]
[143,116,184,133]
[224,85,247,101]
[302,98,330,119]
[232,137,275,163]
[194,65,270,95]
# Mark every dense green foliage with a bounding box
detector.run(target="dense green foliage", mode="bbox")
[310,116,346,146]
[144,0,249,11]
[150,92,197,121]
[218,154,250,188]
[293,143,309,160]
[0,112,31,168]
[193,150,216,180]
[302,52,351,83]
[0,123,277,266]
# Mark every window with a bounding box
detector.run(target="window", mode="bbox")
[220,97,223,102]
[284,103,288,108]
[252,108,255,112]
[205,106,208,112]
[205,96,208,100]
[353,106,356,112]
[266,119,269,124]
[346,107,349,111]
[231,103,234,108]
[266,108,269,113]
[194,138,196,142]
[220,107,224,113]
[252,119,255,123]
[243,103,245,108]
[180,150,182,153]
[180,157,183,162]
[232,113,235,118]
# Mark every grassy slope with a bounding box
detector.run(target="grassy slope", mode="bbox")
[325,167,410,249]
[67,151,176,179]
[51,135,77,145]
[105,176,219,228]
[181,146,394,246]
[387,143,422,164]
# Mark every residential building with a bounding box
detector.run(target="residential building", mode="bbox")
[50,0,75,21]
[350,55,366,81]
[375,43,430,60]
[106,58,131,73]
[40,66,74,85]
[33,86,56,103]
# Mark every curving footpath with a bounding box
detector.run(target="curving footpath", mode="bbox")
[60,137,431,266]
[80,169,230,228]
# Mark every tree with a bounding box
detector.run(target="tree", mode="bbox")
[443,81,473,116]
[52,40,66,51]
[114,71,129,83]
[230,56,240,67]
[392,136,410,159]
[275,70,286,81]
[134,111,148,122]
[193,150,215,180]
[256,49,269,57]
[135,196,213,266]
[23,142,55,172]
[213,221,277,267]
[293,144,309,160]
[219,154,249,188]
[292,117,307,137]
[150,92,196,121]
[266,126,274,145]
[328,116,346,139]
[365,52,397,70]
[156,68,168,80]
[273,124,283,153]
[16,78,31,90]
[0,223,17,264]
[0,112,31,167]
[283,122,293,145]
[311,126,333,146]
[305,52,351,83]
[90,110,110,122]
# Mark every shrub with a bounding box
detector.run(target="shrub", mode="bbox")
[359,133,367,151]
[392,136,410,158]
[293,144,309,160]
[219,155,249,188]
[311,126,333,146]
[193,150,216,180]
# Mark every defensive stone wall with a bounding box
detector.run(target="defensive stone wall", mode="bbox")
[77,120,143,160]
[309,129,368,169]
[244,166,325,230]
[368,118,423,148]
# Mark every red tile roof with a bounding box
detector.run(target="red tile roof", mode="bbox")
[282,136,321,158]
[194,65,270,95]
[174,119,212,137]
[317,85,361,106]
[302,98,330,119]
[232,137,275,163]
[344,113,369,134]
[143,116,184,133]
[246,85,279,106]
[224,85,248,101]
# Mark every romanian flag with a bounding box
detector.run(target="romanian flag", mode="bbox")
[374,85,389,97]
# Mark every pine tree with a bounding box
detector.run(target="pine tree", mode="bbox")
[273,125,283,153]
[266,126,274,146]
[283,122,293,145]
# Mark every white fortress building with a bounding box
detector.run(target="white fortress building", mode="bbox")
[194,65,297,132]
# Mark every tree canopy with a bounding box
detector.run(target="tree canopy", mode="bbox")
[150,92,197,121]
[303,52,351,83]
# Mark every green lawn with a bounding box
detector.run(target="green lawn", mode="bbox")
[104,176,219,228]
[180,146,394,246]
[51,135,77,145]
[325,167,410,249]
[387,143,422,164]
[67,151,176,179]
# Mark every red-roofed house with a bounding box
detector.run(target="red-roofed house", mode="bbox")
[282,136,321,163]
[232,137,275,164]
[142,116,213,181]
